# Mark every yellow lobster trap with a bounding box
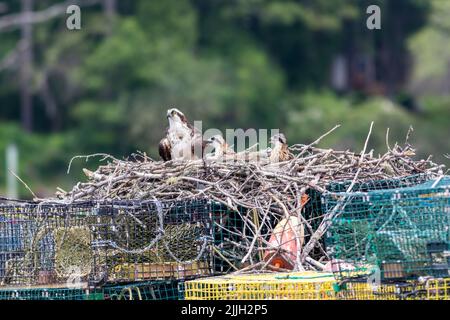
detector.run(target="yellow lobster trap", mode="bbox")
[185,272,338,300]
[185,272,448,300]
[426,278,450,300]
[337,281,426,300]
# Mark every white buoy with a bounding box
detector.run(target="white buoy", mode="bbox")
[6,143,19,199]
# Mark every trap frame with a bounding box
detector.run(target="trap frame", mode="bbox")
[324,176,450,282]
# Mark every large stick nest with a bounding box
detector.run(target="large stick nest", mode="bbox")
[46,127,446,272]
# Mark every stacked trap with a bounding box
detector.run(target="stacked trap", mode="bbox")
[0,280,185,300]
[0,126,448,300]
[184,272,337,300]
[184,271,436,300]
[0,198,244,300]
[323,175,450,292]
[182,174,448,301]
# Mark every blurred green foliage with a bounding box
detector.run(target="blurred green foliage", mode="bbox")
[0,0,448,198]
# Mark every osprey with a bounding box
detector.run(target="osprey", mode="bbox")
[269,133,293,163]
[205,134,269,163]
[158,108,204,161]
[205,134,235,160]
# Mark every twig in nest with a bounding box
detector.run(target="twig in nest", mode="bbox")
[8,169,39,201]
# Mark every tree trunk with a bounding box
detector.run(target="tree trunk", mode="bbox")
[103,0,116,24]
[20,0,33,132]
[103,0,116,17]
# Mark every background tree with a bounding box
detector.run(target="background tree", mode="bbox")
[0,0,447,198]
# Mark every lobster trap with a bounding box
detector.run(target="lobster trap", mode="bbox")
[324,176,450,282]
[184,271,439,300]
[102,279,185,300]
[0,279,185,300]
[184,272,338,300]
[0,198,246,288]
[426,277,450,300]
[327,174,433,193]
[336,280,428,300]
[92,199,216,283]
[0,285,101,300]
[294,175,435,264]
[0,202,96,287]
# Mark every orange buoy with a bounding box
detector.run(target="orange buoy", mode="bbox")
[263,194,308,270]
[263,215,305,270]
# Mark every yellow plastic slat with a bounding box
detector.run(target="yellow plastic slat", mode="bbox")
[185,272,449,300]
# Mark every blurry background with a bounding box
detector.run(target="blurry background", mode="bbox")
[0,0,449,199]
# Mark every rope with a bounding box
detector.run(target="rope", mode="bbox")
[98,198,165,254]
[274,273,335,280]
[101,198,211,264]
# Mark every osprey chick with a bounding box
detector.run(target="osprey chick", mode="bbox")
[205,134,235,159]
[269,133,293,163]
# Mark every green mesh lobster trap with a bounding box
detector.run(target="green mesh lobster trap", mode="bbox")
[326,174,433,193]
[0,279,185,300]
[102,279,185,300]
[0,288,99,300]
[324,176,450,282]
[0,285,101,300]
[315,174,434,264]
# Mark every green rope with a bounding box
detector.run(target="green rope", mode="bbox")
[274,274,335,280]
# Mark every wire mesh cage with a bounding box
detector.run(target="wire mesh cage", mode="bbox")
[0,288,100,300]
[0,282,103,300]
[91,199,216,283]
[426,278,450,300]
[324,176,450,282]
[0,202,96,287]
[102,279,185,300]
[301,174,435,264]
[0,198,245,289]
[184,272,338,300]
[326,174,433,193]
[0,280,185,300]
[184,271,437,300]
[336,280,428,300]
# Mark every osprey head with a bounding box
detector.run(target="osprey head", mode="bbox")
[270,133,287,146]
[206,134,226,149]
[167,108,188,124]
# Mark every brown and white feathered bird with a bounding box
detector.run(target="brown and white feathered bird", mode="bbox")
[158,108,205,161]
[205,134,235,160]
[269,133,293,163]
